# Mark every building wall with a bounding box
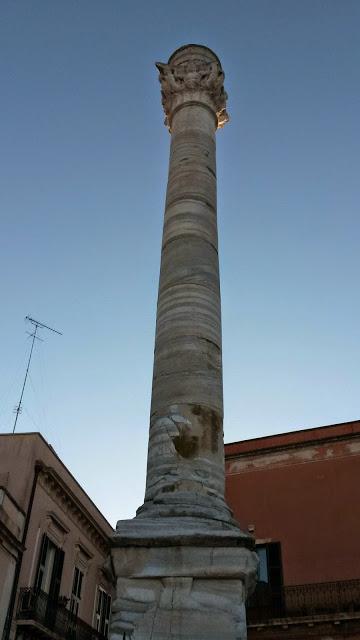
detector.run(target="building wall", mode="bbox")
[0,434,111,529]
[0,549,16,637]
[225,420,360,585]
[19,479,112,626]
[0,485,25,638]
[0,433,114,638]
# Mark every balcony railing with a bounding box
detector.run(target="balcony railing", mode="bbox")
[247,578,360,624]
[17,588,107,640]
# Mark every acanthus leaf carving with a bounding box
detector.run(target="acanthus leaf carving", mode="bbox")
[156,58,229,130]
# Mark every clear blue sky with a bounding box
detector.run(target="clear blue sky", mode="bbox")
[1,1,359,525]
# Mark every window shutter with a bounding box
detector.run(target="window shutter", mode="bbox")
[34,534,49,590]
[50,547,64,601]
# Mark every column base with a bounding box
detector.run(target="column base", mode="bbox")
[110,518,258,640]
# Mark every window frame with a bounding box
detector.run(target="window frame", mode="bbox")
[93,585,111,637]
[70,566,84,617]
[34,533,64,602]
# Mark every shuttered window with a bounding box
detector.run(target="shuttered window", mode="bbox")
[70,567,84,616]
[94,586,111,637]
[34,534,64,601]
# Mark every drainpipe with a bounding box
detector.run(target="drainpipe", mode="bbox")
[3,462,43,640]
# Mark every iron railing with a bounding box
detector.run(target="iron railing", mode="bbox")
[17,588,107,640]
[247,578,360,624]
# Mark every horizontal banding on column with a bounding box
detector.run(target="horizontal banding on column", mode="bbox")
[158,237,220,291]
[155,289,221,331]
[155,317,221,347]
[165,171,216,211]
[157,282,221,313]
[150,373,223,414]
[153,338,221,374]
[169,131,216,166]
[165,194,216,212]
[162,200,218,249]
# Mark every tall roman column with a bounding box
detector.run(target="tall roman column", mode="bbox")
[111,45,257,640]
[138,44,231,524]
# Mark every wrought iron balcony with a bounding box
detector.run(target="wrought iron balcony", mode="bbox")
[17,588,107,640]
[247,578,360,624]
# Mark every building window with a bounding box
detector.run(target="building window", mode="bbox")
[70,567,84,616]
[257,546,269,583]
[248,541,283,611]
[34,534,64,602]
[257,542,283,590]
[94,586,111,637]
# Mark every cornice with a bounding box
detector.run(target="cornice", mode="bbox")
[37,465,111,555]
[225,432,360,462]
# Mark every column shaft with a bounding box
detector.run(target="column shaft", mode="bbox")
[140,102,229,520]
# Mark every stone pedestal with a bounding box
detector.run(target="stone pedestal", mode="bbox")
[111,517,257,639]
[111,530,256,639]
[110,45,258,640]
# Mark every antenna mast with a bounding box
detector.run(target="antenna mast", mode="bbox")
[12,316,62,434]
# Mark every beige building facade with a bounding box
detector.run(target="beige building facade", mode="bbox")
[0,433,114,640]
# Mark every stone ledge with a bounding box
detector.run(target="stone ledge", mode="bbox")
[113,516,254,549]
[111,545,258,585]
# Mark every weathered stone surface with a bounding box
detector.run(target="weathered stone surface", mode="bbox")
[141,47,228,522]
[111,543,257,640]
[110,44,258,640]
[156,44,229,130]
[114,516,253,548]
[112,542,257,584]
[111,579,246,640]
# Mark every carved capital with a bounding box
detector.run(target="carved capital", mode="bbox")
[156,45,229,131]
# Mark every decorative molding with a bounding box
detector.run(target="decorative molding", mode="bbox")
[225,433,360,462]
[44,511,69,547]
[38,466,110,555]
[75,540,93,559]
[46,511,70,534]
[156,57,229,130]
[255,538,273,545]
[98,554,116,586]
[75,540,93,572]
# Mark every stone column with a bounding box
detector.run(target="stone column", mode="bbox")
[138,45,230,525]
[111,45,257,640]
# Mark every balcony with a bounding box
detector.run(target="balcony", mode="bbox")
[247,578,360,625]
[17,588,107,640]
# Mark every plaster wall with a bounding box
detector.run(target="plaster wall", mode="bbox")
[0,434,110,527]
[0,549,16,637]
[225,421,360,585]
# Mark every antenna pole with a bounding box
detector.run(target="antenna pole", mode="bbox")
[12,316,62,434]
[13,325,38,433]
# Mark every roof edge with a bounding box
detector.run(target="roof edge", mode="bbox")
[0,432,114,532]
[225,419,360,455]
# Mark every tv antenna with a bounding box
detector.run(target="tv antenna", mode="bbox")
[12,316,62,434]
